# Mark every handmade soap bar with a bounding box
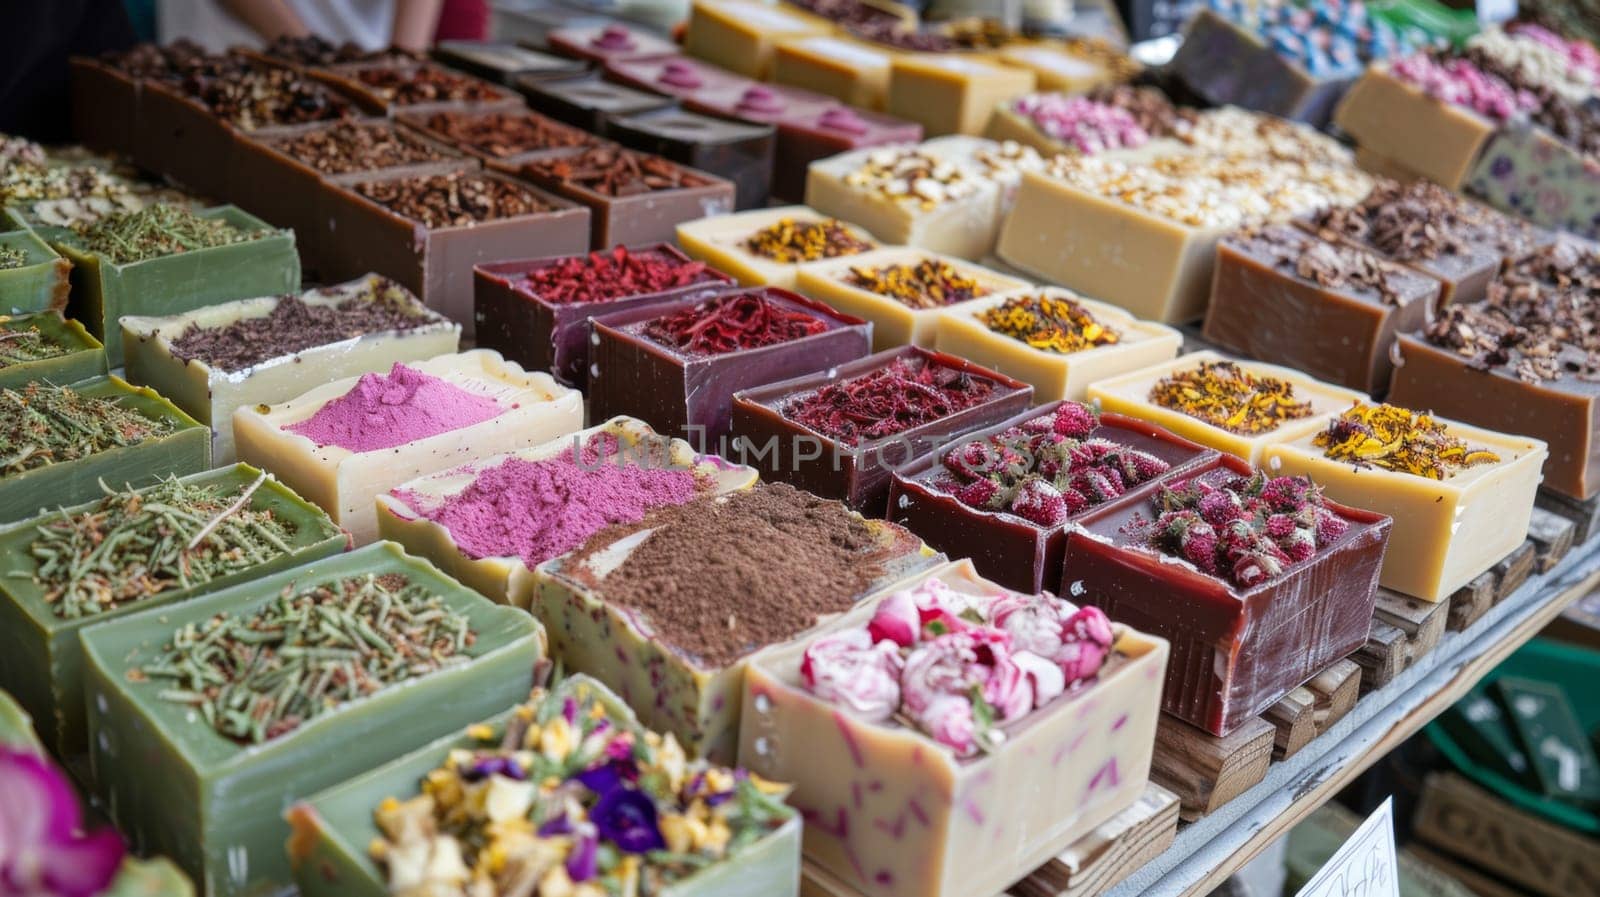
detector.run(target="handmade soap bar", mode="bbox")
[888,55,1035,136]
[1465,120,1600,241]
[604,53,756,100]
[431,40,588,83]
[314,61,515,115]
[741,559,1168,897]
[378,417,757,607]
[1203,225,1441,393]
[984,91,1160,158]
[805,146,1003,261]
[322,168,589,331]
[0,311,106,390]
[794,248,1030,351]
[730,347,1032,514]
[1493,677,1600,803]
[1063,453,1390,735]
[0,229,70,315]
[922,134,1046,219]
[548,22,680,64]
[590,287,873,451]
[933,288,1182,402]
[772,35,895,109]
[1168,8,1362,127]
[516,72,676,132]
[82,542,545,897]
[1332,63,1500,190]
[516,145,737,249]
[1439,686,1532,784]
[676,205,879,290]
[287,676,803,897]
[121,275,460,463]
[606,107,777,210]
[1263,402,1546,601]
[534,482,937,760]
[0,464,343,755]
[233,351,582,544]
[0,376,209,524]
[888,402,1213,593]
[396,107,597,166]
[997,39,1140,94]
[684,0,833,77]
[1086,351,1365,466]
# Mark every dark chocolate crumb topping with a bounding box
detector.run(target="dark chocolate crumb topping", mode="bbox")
[1228,225,1430,306]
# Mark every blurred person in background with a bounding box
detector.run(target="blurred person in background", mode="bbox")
[434,0,491,41]
[159,0,446,52]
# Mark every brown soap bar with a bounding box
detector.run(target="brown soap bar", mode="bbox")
[605,108,776,210]
[515,72,675,133]
[430,40,589,84]
[515,145,736,249]
[399,107,599,166]
[1204,225,1441,393]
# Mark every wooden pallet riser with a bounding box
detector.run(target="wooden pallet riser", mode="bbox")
[1535,487,1600,544]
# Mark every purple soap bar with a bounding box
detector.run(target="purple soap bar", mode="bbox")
[547,23,680,65]
[604,53,756,100]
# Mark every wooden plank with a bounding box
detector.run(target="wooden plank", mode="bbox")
[1306,659,1361,735]
[1374,588,1449,661]
[1492,541,1536,601]
[1526,506,1576,572]
[1263,686,1316,760]
[1013,786,1180,897]
[1412,772,1600,897]
[1353,618,1406,692]
[1536,488,1600,544]
[1150,715,1274,821]
[1447,571,1496,631]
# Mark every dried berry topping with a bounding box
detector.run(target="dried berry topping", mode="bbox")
[641,292,828,356]
[1148,360,1314,434]
[421,109,595,158]
[845,259,989,309]
[268,121,450,175]
[782,356,1000,446]
[743,218,875,263]
[979,293,1120,354]
[517,246,711,305]
[1085,85,1195,139]
[523,146,709,196]
[354,172,551,228]
[1313,402,1501,478]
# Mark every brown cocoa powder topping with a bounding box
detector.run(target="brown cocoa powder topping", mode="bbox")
[1314,178,1545,264]
[1228,225,1431,306]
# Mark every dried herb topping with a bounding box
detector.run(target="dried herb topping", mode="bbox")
[1,383,173,475]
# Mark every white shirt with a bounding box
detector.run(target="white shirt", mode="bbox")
[158,0,395,52]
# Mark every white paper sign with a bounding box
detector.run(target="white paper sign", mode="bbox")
[1478,0,1517,23]
[1295,797,1400,897]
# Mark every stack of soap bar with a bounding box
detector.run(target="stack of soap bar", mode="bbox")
[806,145,1002,261]
[83,542,545,897]
[121,275,460,463]
[377,417,757,606]
[0,311,106,390]
[1389,240,1600,499]
[1494,676,1600,804]
[741,559,1168,897]
[589,286,873,451]
[534,481,936,760]
[676,206,880,289]
[606,107,777,209]
[683,0,833,77]
[547,22,679,64]
[0,376,210,524]
[772,34,895,109]
[996,38,1141,93]
[1204,225,1441,393]
[603,53,756,100]
[234,350,582,544]
[887,54,1035,136]
[889,402,1213,592]
[0,464,344,755]
[1264,401,1546,601]
[1088,351,1364,465]
[796,248,1030,350]
[475,243,732,387]
[0,229,70,314]
[933,288,1183,402]
[515,145,736,249]
[731,347,1033,514]
[515,72,676,132]
[1065,454,1390,734]
[430,39,588,83]
[287,676,803,897]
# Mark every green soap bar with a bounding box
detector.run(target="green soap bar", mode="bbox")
[0,463,346,756]
[1439,686,1532,785]
[0,687,41,748]
[39,205,300,359]
[0,229,71,315]
[287,674,802,897]
[1493,676,1600,804]
[81,541,546,897]
[0,310,108,390]
[0,375,211,525]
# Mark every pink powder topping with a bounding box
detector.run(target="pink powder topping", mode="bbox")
[391,432,702,568]
[1011,94,1149,154]
[287,362,504,453]
[1389,53,1538,121]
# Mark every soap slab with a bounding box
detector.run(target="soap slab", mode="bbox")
[121,275,460,464]
[795,247,1030,351]
[0,311,106,391]
[130,79,238,199]
[311,61,518,116]
[514,72,676,132]
[548,22,680,64]
[397,107,600,167]
[1493,676,1600,803]
[473,242,733,387]
[997,40,1138,94]
[430,40,589,84]
[1466,121,1600,241]
[81,541,545,897]
[286,676,802,897]
[0,464,344,756]
[1087,351,1365,466]
[1203,226,1441,393]
[1065,453,1391,735]
[1332,65,1496,190]
[1168,9,1356,127]
[806,147,1005,262]
[0,229,71,315]
[604,53,757,100]
[233,349,583,544]
[887,55,1035,137]
[0,376,210,524]
[772,35,895,109]
[889,403,1213,593]
[676,205,881,290]
[1263,412,1545,602]
[740,559,1169,897]
[42,205,301,359]
[519,148,737,250]
[606,107,777,210]
[67,56,139,154]
[934,288,1183,402]
[730,346,1033,514]
[377,416,757,607]
[590,286,873,452]
[683,0,833,78]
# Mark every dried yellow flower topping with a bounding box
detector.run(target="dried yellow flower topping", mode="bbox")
[845,259,988,309]
[1313,402,1501,479]
[1148,360,1313,434]
[743,217,875,263]
[979,294,1119,354]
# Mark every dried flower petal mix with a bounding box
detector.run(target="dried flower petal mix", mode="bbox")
[1148,360,1314,434]
[743,218,875,263]
[782,356,999,446]
[979,293,1119,354]
[845,259,989,309]
[1312,402,1501,479]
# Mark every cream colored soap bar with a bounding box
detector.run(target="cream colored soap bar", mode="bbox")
[121,275,459,464]
[796,247,1028,351]
[934,289,1182,402]
[1332,65,1495,190]
[997,42,1126,93]
[674,205,881,290]
[888,55,1035,137]
[805,144,1001,260]
[683,0,832,78]
[739,559,1169,897]
[233,349,582,545]
[1263,416,1546,602]
[921,134,1045,219]
[1086,351,1364,466]
[376,416,758,609]
[773,35,896,110]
